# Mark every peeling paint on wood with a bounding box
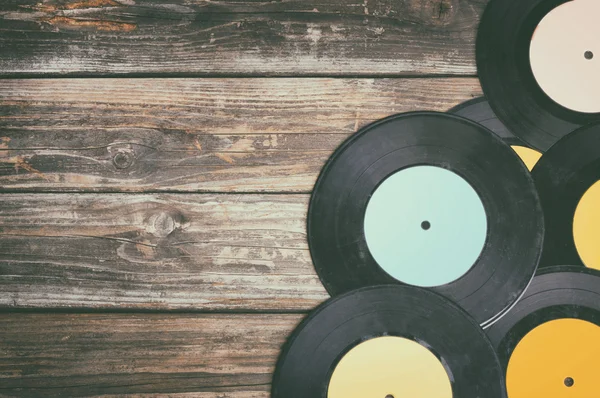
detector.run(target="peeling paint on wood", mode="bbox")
[62,0,122,10]
[0,0,487,75]
[30,0,122,12]
[43,16,137,31]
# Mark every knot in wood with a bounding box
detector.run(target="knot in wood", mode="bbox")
[407,0,456,25]
[432,0,455,22]
[147,211,177,238]
[112,150,135,169]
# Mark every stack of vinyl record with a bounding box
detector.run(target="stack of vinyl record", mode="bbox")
[272,0,600,397]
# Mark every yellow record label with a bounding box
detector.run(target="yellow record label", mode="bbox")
[574,181,600,270]
[327,336,453,398]
[507,318,600,397]
[511,145,542,171]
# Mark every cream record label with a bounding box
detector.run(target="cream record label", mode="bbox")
[272,285,507,398]
[477,0,600,151]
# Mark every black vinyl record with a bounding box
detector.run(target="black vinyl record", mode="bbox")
[531,122,600,268]
[476,0,600,151]
[449,97,526,147]
[272,285,507,398]
[486,265,600,370]
[308,112,544,326]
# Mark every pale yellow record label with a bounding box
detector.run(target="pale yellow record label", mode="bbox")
[530,0,600,113]
[507,318,600,398]
[327,336,453,398]
[573,181,600,270]
[511,146,542,171]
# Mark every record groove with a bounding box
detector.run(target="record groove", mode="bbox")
[272,285,507,398]
[449,97,543,171]
[476,0,600,151]
[531,122,600,268]
[308,112,544,326]
[486,266,600,396]
[449,97,526,147]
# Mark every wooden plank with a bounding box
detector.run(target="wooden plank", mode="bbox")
[0,77,482,192]
[0,193,329,311]
[0,313,301,396]
[0,0,485,76]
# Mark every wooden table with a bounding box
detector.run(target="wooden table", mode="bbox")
[0,0,484,395]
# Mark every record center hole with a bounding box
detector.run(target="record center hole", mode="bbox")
[385,395,394,398]
[564,377,574,387]
[421,221,431,230]
[585,51,594,60]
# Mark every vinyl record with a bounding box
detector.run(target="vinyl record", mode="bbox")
[531,122,600,270]
[476,0,600,151]
[449,97,542,171]
[449,97,523,146]
[486,266,600,397]
[272,285,507,398]
[308,112,544,326]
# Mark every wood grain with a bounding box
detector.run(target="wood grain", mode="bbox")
[0,1,491,395]
[0,193,329,311]
[0,77,482,192]
[0,0,486,76]
[0,313,302,397]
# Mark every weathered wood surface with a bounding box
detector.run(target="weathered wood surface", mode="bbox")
[0,193,329,310]
[0,0,485,76]
[0,77,482,192]
[0,313,301,397]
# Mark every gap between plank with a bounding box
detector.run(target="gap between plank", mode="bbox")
[0,73,478,80]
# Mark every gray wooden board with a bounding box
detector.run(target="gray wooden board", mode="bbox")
[0,313,302,397]
[0,1,491,393]
[0,78,482,192]
[0,193,330,310]
[0,0,485,76]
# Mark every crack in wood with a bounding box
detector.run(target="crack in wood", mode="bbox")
[30,0,122,13]
[43,15,137,31]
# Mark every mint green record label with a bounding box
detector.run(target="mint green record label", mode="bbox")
[364,165,487,287]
